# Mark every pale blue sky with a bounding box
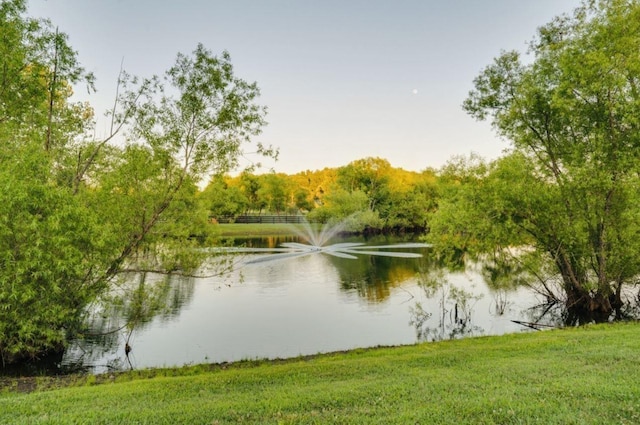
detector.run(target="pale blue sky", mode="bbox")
[28,0,582,174]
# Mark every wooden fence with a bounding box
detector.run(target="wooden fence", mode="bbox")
[215,215,308,224]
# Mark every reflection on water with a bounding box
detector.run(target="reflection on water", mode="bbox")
[410,268,485,342]
[62,274,197,373]
[5,235,550,375]
[328,235,427,302]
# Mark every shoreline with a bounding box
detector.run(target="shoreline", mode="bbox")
[3,322,640,423]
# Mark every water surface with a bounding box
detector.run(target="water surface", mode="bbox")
[57,235,544,373]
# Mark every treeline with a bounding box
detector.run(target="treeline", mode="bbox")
[200,157,439,233]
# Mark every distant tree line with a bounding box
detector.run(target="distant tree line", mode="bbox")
[200,157,439,234]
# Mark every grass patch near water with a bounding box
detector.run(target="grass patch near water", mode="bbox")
[2,323,640,424]
[215,223,321,237]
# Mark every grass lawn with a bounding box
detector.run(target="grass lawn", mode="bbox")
[1,322,640,424]
[215,222,322,237]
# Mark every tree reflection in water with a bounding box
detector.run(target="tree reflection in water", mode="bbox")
[17,235,613,375]
[63,273,196,372]
[412,251,640,338]
[410,269,484,341]
[228,233,430,303]
[329,242,427,303]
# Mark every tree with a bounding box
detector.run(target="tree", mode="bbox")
[0,0,104,364]
[307,188,383,232]
[293,187,314,212]
[256,173,288,214]
[430,0,640,322]
[337,157,392,212]
[0,0,95,155]
[237,171,266,214]
[386,169,438,232]
[0,0,272,363]
[200,176,248,220]
[0,144,106,362]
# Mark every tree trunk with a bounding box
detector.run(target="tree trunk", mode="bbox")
[564,284,613,325]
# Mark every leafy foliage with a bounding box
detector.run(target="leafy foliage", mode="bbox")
[430,0,640,322]
[203,158,437,232]
[0,0,272,363]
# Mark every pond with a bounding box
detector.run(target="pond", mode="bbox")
[20,234,551,375]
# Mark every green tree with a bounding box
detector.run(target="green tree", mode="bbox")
[307,188,383,232]
[0,144,108,362]
[386,169,438,231]
[200,176,249,220]
[430,0,640,322]
[293,187,314,212]
[0,0,103,363]
[237,171,266,213]
[337,157,392,212]
[0,0,272,363]
[256,173,288,214]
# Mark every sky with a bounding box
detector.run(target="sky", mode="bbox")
[27,0,583,175]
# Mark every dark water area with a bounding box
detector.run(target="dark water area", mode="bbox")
[3,234,550,376]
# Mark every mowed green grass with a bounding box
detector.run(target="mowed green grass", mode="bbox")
[215,222,322,237]
[2,323,640,424]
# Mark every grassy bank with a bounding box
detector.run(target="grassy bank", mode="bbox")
[2,323,640,424]
[215,222,321,237]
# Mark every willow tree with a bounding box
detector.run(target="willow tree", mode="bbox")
[431,0,640,322]
[0,0,273,364]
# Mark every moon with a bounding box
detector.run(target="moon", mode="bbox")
[412,88,418,95]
